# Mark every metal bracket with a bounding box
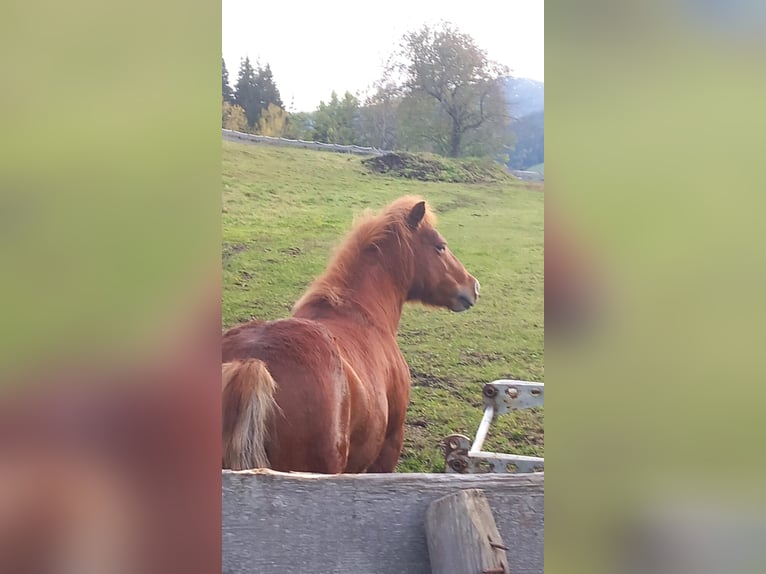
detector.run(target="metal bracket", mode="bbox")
[444,380,544,474]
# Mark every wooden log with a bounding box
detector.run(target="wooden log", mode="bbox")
[222,470,543,574]
[425,489,508,574]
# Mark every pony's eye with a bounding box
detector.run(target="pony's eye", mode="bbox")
[436,243,446,253]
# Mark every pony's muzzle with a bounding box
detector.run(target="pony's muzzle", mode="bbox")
[452,278,480,312]
[456,293,474,310]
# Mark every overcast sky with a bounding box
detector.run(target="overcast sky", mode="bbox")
[222,1,544,112]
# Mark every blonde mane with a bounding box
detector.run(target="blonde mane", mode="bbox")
[293,196,436,312]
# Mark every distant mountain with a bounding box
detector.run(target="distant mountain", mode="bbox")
[504,77,544,119]
[503,77,544,171]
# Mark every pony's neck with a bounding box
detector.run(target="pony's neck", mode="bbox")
[349,262,408,334]
[294,247,412,336]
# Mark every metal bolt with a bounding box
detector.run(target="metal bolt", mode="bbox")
[506,387,519,399]
[449,459,467,472]
[483,384,498,398]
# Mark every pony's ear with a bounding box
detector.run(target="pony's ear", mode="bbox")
[407,201,427,229]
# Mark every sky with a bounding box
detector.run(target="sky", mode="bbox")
[222,0,544,112]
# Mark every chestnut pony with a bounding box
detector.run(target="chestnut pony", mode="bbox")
[222,196,479,473]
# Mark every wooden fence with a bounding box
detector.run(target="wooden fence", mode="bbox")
[222,470,543,574]
[222,129,387,156]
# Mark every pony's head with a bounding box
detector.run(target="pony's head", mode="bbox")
[293,196,479,316]
[402,198,480,312]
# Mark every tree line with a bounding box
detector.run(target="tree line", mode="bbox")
[223,22,517,160]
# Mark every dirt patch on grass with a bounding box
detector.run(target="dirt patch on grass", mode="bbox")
[409,368,457,390]
[232,270,253,289]
[222,242,247,261]
[511,429,545,447]
[458,350,504,366]
[403,420,438,448]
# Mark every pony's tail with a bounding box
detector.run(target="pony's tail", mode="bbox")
[222,359,278,470]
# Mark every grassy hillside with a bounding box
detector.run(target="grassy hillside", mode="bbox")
[222,140,544,472]
[362,152,514,183]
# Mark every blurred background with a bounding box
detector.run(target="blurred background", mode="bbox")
[1,0,222,572]
[546,0,766,571]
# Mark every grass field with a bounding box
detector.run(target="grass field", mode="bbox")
[222,140,544,472]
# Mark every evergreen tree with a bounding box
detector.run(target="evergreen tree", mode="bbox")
[222,58,234,103]
[256,64,283,111]
[234,58,283,129]
[234,57,261,128]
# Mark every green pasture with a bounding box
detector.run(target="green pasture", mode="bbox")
[222,140,544,472]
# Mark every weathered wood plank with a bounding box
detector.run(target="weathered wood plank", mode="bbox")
[425,489,508,574]
[222,470,543,574]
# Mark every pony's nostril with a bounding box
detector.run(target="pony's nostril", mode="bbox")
[458,294,473,309]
